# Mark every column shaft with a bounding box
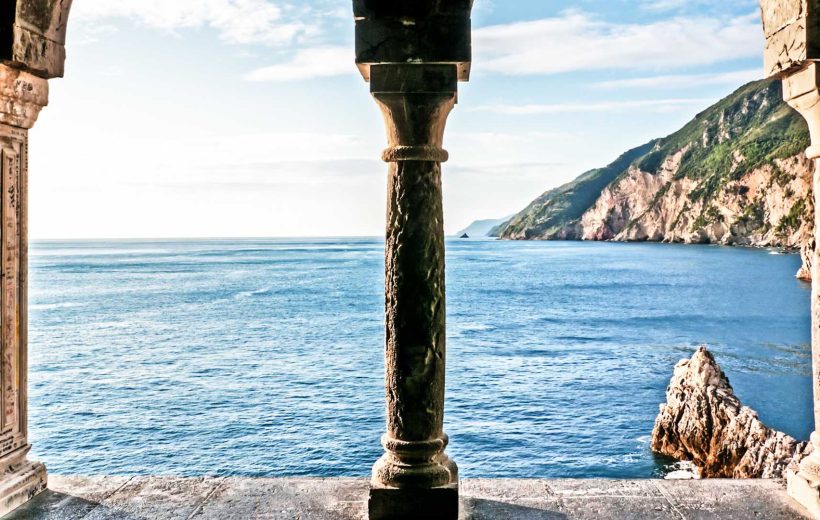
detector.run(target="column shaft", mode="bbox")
[385,157,446,445]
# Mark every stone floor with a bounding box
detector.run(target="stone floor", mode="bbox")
[3,476,811,520]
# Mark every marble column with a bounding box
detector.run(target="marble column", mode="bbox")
[367,64,459,520]
[0,64,48,517]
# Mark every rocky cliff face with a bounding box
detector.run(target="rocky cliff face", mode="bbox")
[497,80,814,278]
[579,153,813,251]
[651,347,811,478]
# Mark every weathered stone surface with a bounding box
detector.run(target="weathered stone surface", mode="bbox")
[659,479,811,519]
[4,477,811,520]
[0,66,48,129]
[760,0,820,77]
[1,1,73,78]
[198,478,367,520]
[651,347,810,478]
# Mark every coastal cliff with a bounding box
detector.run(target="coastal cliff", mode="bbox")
[495,80,814,279]
[651,347,811,478]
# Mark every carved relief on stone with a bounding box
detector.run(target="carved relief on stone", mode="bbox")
[0,67,48,130]
[0,126,29,470]
[0,144,21,451]
[0,63,45,473]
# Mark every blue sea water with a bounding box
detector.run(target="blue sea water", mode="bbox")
[27,238,812,479]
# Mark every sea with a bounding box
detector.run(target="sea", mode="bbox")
[27,238,813,479]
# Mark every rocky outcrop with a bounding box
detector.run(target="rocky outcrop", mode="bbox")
[579,153,813,253]
[798,237,815,281]
[651,347,811,478]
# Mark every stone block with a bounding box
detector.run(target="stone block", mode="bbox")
[369,484,458,520]
[0,0,73,79]
[0,460,46,518]
[353,1,472,82]
[352,1,473,19]
[761,0,820,77]
[370,64,458,94]
[355,16,471,81]
[788,469,820,519]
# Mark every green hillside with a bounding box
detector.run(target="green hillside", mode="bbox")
[496,80,810,239]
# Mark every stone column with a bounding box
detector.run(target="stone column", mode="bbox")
[367,64,460,520]
[781,64,820,518]
[0,1,73,515]
[0,64,48,517]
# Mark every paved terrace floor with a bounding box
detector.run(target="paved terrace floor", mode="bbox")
[4,477,811,520]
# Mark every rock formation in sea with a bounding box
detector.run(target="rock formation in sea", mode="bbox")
[494,80,814,280]
[651,347,811,478]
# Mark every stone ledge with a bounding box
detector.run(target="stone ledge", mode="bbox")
[0,476,811,519]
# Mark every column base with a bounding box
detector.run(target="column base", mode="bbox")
[787,469,820,518]
[0,459,47,517]
[369,483,458,520]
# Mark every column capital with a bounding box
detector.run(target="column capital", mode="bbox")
[371,65,457,165]
[0,65,49,130]
[782,64,820,159]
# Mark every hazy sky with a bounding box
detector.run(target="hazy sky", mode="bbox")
[31,0,764,238]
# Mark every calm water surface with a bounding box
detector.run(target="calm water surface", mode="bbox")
[27,238,812,478]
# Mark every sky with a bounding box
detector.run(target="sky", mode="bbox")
[30,0,767,238]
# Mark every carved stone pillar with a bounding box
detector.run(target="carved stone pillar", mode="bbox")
[353,3,471,518]
[367,64,459,520]
[0,64,48,517]
[780,64,820,518]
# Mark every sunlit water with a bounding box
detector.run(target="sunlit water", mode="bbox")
[27,238,812,478]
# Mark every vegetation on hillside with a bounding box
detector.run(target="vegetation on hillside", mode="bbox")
[495,141,657,238]
[495,80,810,239]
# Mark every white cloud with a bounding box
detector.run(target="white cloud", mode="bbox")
[641,0,693,11]
[472,98,711,115]
[473,11,762,75]
[71,0,316,46]
[244,10,763,82]
[244,46,354,81]
[641,0,756,13]
[593,69,762,89]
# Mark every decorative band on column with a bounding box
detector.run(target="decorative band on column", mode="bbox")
[381,435,447,457]
[382,145,449,163]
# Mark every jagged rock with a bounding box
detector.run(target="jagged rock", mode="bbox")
[651,347,812,478]
[798,237,814,281]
